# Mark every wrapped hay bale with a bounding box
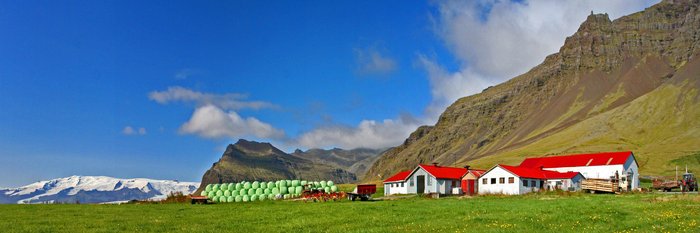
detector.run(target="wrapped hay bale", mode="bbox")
[331,185,338,192]
[260,182,267,189]
[324,187,330,193]
[247,189,255,196]
[201,191,208,197]
[300,180,307,186]
[283,194,290,199]
[216,190,223,196]
[267,181,275,188]
[212,184,220,191]
[256,188,263,195]
[205,184,212,192]
[327,181,334,186]
[287,187,295,194]
[242,195,250,202]
[268,194,275,200]
[264,188,271,195]
[291,180,300,186]
[252,181,260,189]
[235,183,242,190]
[258,194,266,201]
[320,181,327,187]
[224,190,231,196]
[235,195,242,202]
[295,186,302,195]
[280,187,288,195]
[250,194,258,202]
[227,196,234,203]
[239,189,247,196]
[313,182,320,188]
[272,188,280,195]
[243,182,251,189]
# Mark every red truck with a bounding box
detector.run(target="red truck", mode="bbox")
[346,184,376,201]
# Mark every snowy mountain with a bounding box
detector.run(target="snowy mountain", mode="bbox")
[0,176,199,204]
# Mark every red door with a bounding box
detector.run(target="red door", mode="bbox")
[468,180,475,195]
[461,180,468,193]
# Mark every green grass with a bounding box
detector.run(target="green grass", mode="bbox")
[1,193,699,232]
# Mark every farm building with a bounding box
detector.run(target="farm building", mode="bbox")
[518,151,640,191]
[460,167,486,195]
[478,164,583,195]
[403,164,468,195]
[383,170,411,196]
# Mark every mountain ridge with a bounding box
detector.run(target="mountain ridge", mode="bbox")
[366,0,700,180]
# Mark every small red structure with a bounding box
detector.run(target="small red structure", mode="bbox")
[347,184,376,201]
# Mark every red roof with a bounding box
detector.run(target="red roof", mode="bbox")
[499,164,581,179]
[383,170,412,183]
[519,151,633,168]
[464,169,487,178]
[419,164,469,180]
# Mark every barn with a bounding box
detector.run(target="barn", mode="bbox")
[383,170,411,196]
[403,164,479,195]
[460,167,486,195]
[478,164,583,195]
[518,151,640,191]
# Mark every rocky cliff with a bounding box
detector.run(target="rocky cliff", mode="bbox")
[367,0,700,180]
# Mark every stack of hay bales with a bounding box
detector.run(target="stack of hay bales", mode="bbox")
[202,180,339,203]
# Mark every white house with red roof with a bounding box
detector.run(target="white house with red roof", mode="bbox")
[478,164,584,195]
[403,164,470,195]
[383,170,411,195]
[518,151,639,190]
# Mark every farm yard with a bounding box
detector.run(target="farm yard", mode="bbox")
[1,193,699,233]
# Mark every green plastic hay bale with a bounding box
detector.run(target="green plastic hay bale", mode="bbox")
[242,195,250,202]
[320,181,327,187]
[224,190,231,196]
[279,180,287,188]
[259,182,267,189]
[227,196,234,202]
[287,187,295,194]
[255,188,263,195]
[216,190,223,196]
[324,187,330,193]
[252,181,260,189]
[247,189,255,196]
[212,184,220,191]
[267,181,274,188]
[268,194,275,200]
[327,181,334,186]
[239,189,246,196]
[300,180,307,186]
[229,183,236,191]
[258,194,266,201]
[274,180,280,187]
[244,182,251,189]
[272,188,280,195]
[280,187,288,195]
[313,182,320,188]
[201,191,208,197]
[292,180,300,186]
[283,194,290,199]
[264,188,271,195]
[331,185,338,192]
[235,196,242,202]
[250,194,258,202]
[235,183,242,190]
[205,184,212,191]
[295,186,302,195]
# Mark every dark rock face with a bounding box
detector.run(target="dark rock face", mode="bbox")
[195,139,381,194]
[366,0,700,180]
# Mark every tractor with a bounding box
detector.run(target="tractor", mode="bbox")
[681,172,697,192]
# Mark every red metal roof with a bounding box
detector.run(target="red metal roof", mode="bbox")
[419,164,469,180]
[518,151,633,168]
[464,169,487,178]
[383,170,412,183]
[499,165,581,179]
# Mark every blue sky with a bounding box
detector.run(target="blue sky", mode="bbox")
[0,0,656,187]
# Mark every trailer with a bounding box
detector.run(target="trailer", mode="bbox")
[582,178,620,193]
[652,179,680,192]
[347,184,376,201]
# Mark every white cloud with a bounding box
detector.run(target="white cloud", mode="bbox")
[122,126,147,136]
[354,47,398,75]
[174,69,195,80]
[295,114,422,149]
[179,105,285,140]
[420,0,656,122]
[149,86,276,110]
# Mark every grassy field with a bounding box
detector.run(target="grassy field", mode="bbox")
[1,193,699,233]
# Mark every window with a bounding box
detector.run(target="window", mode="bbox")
[523,179,529,187]
[531,180,536,187]
[491,178,497,184]
[391,183,394,188]
[427,177,432,186]
[452,180,457,187]
[410,178,414,187]
[483,178,487,185]
[508,177,514,184]
[499,177,505,184]
[401,183,404,187]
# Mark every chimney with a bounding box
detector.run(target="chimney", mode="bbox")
[464,165,471,170]
[432,162,439,167]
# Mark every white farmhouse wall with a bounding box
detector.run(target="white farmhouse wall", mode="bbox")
[384,182,407,195]
[541,154,639,190]
[478,167,522,195]
[405,168,438,194]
